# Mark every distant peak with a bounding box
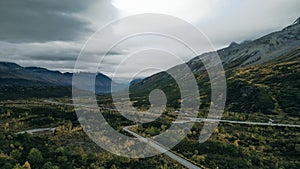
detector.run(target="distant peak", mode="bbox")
[293,17,300,25]
[0,61,19,65]
[0,62,22,68]
[25,66,48,71]
[130,78,143,85]
[228,42,239,48]
[240,40,252,45]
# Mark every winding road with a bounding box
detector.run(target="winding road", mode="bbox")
[123,126,201,169]
[44,100,202,168]
[174,117,300,128]
[41,100,300,169]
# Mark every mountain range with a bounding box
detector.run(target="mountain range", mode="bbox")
[0,17,299,107]
[130,17,300,116]
[0,62,126,99]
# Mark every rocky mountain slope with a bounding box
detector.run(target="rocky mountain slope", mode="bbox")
[190,17,300,73]
[130,18,300,116]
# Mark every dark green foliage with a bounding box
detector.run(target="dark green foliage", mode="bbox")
[129,72,181,108]
[0,86,72,100]
[41,162,59,169]
[0,100,181,169]
[28,148,44,168]
[226,60,300,116]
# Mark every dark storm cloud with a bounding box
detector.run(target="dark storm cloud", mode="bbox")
[24,51,125,62]
[0,39,126,74]
[0,0,299,80]
[0,0,94,43]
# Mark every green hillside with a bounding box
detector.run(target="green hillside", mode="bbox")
[130,46,300,118]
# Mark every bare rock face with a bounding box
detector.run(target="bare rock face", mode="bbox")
[187,17,300,75]
[293,17,300,25]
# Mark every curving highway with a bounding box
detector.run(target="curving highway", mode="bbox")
[123,126,202,169]
[174,117,300,128]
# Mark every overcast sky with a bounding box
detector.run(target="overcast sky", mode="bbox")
[0,0,299,82]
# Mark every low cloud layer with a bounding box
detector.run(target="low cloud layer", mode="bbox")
[0,0,299,82]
